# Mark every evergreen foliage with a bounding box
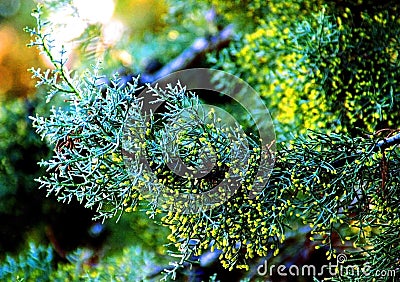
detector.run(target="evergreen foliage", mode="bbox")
[0,243,158,281]
[21,0,400,281]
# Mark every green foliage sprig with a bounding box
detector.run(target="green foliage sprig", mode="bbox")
[26,5,143,220]
[294,5,400,134]
[26,5,288,274]
[26,2,400,281]
[287,133,400,278]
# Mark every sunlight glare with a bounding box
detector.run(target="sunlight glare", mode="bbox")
[41,0,116,66]
[102,20,125,46]
[73,0,115,24]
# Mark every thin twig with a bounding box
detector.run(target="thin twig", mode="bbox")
[140,24,234,84]
[376,132,400,150]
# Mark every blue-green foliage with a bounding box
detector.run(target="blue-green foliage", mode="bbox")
[0,243,53,282]
[21,1,400,281]
[0,243,159,281]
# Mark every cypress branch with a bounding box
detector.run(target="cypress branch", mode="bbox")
[376,132,400,150]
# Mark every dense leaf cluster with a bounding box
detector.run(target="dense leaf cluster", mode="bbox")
[0,243,157,281]
[24,1,400,281]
